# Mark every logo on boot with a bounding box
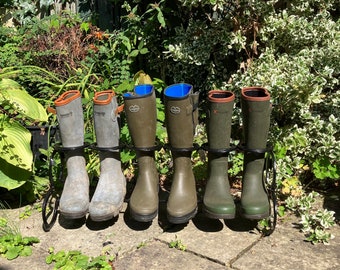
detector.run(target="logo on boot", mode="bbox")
[129,105,140,113]
[170,106,181,114]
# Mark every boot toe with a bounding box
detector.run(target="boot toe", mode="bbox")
[59,199,89,219]
[241,204,270,219]
[89,201,122,222]
[203,203,236,219]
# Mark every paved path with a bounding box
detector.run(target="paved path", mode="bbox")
[1,194,339,270]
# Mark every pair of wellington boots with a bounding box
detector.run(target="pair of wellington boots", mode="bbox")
[55,90,126,221]
[123,83,199,224]
[203,87,271,220]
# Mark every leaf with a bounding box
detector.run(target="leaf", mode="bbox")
[138,40,144,50]
[0,78,48,122]
[46,254,54,264]
[5,246,21,260]
[139,48,149,55]
[0,115,33,170]
[0,167,28,190]
[156,7,166,27]
[20,246,32,256]
[129,49,139,57]
[133,71,153,85]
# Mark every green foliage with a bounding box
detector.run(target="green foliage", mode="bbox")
[169,236,186,251]
[286,191,336,244]
[312,157,340,180]
[228,152,243,179]
[0,234,39,260]
[0,215,39,260]
[0,78,48,190]
[46,248,113,270]
[1,0,339,196]
[0,26,24,67]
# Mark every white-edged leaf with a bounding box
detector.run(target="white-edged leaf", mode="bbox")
[0,78,48,122]
[0,115,33,170]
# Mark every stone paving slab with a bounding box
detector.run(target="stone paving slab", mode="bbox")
[157,211,261,267]
[114,239,229,270]
[232,218,340,270]
[1,199,340,270]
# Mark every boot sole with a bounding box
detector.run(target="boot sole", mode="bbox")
[202,207,235,220]
[89,211,120,222]
[241,211,270,220]
[130,209,158,222]
[59,210,87,220]
[167,207,198,224]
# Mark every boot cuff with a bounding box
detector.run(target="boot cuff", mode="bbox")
[93,90,115,105]
[165,83,193,99]
[55,90,81,106]
[208,90,235,103]
[241,87,270,101]
[123,84,154,99]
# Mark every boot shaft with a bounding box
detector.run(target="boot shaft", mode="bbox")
[55,90,84,147]
[207,90,234,150]
[93,90,120,148]
[164,83,199,148]
[123,84,157,148]
[240,87,271,219]
[241,87,271,149]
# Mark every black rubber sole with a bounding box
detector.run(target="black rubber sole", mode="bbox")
[167,207,198,224]
[202,207,235,220]
[130,209,158,222]
[241,211,270,220]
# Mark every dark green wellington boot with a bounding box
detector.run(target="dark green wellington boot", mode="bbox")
[203,90,236,219]
[164,83,199,224]
[89,90,126,221]
[240,87,271,219]
[55,90,89,219]
[123,85,159,222]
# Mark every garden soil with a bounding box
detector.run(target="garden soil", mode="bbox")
[0,188,339,270]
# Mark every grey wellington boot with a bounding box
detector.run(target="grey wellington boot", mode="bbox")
[164,83,199,224]
[55,90,89,219]
[89,90,126,221]
[123,84,159,222]
[203,90,236,219]
[240,87,271,219]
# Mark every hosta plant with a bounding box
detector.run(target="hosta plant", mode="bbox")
[0,78,48,190]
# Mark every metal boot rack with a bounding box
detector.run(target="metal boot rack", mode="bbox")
[42,139,277,235]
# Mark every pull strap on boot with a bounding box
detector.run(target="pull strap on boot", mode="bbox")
[55,90,89,219]
[164,83,199,224]
[123,85,159,222]
[89,90,126,222]
[203,90,236,219]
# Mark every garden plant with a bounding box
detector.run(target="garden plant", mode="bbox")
[0,0,338,247]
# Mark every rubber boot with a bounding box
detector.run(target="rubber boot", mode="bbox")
[89,90,126,221]
[164,83,199,224]
[123,84,159,222]
[240,87,271,219]
[203,90,236,219]
[55,90,89,219]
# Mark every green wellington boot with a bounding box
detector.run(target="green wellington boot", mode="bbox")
[55,90,89,219]
[240,86,271,219]
[123,84,159,222]
[89,90,126,221]
[164,83,199,224]
[203,90,236,219]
